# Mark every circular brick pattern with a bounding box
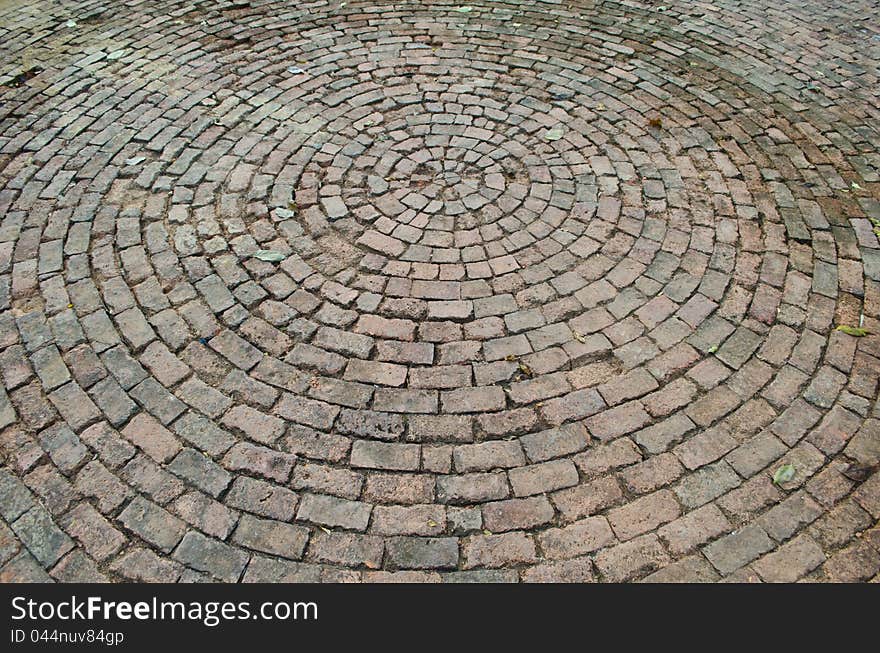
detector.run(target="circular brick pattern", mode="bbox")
[0,0,879,583]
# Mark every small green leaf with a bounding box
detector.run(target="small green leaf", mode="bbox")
[545,126,564,141]
[773,464,795,485]
[835,325,869,337]
[253,250,287,262]
[707,345,718,354]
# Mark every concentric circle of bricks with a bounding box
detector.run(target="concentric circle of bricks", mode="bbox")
[1,0,879,583]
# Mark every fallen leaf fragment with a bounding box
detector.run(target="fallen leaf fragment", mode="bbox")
[835,325,869,337]
[545,126,564,141]
[253,249,287,262]
[842,463,879,482]
[772,464,795,485]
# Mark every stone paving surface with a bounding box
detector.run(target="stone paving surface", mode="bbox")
[0,0,879,583]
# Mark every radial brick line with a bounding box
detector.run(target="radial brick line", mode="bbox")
[0,0,878,583]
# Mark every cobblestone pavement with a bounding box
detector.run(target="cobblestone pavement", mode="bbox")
[0,0,879,583]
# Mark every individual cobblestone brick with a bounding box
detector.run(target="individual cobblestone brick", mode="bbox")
[372,504,446,536]
[50,550,109,583]
[11,506,74,567]
[817,541,880,582]
[551,476,624,522]
[121,413,181,463]
[642,555,720,583]
[37,424,88,474]
[521,557,596,583]
[810,502,872,558]
[242,556,322,583]
[462,532,536,569]
[437,472,509,504]
[25,464,75,515]
[307,531,384,569]
[118,496,186,553]
[74,460,131,513]
[751,535,826,582]
[232,514,309,560]
[170,412,233,456]
[350,441,420,471]
[608,490,682,541]
[657,504,732,556]
[220,405,285,445]
[386,537,459,570]
[109,548,183,583]
[674,426,737,470]
[167,448,231,497]
[176,377,232,418]
[481,497,554,533]
[574,439,642,477]
[363,472,434,505]
[58,503,126,562]
[725,432,787,478]
[757,492,824,542]
[224,476,298,521]
[594,534,671,582]
[0,551,53,583]
[336,409,406,442]
[674,461,742,509]
[539,517,615,559]
[585,402,651,440]
[296,494,372,531]
[222,442,296,483]
[171,492,239,540]
[50,382,101,430]
[441,386,506,413]
[82,378,134,427]
[509,460,579,497]
[520,424,590,462]
[453,441,525,472]
[172,531,249,582]
[703,525,775,575]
